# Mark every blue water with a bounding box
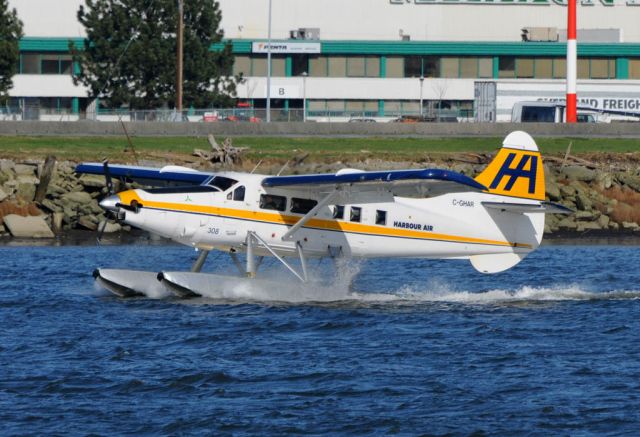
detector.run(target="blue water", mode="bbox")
[1,242,640,435]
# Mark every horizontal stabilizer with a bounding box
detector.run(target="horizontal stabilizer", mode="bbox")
[470,253,527,274]
[482,201,573,215]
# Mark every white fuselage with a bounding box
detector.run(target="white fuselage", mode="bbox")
[117,172,543,261]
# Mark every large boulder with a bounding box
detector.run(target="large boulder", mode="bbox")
[562,165,597,182]
[61,191,93,205]
[3,214,55,238]
[15,181,36,201]
[79,174,106,188]
[13,164,37,176]
[97,220,122,233]
[618,174,640,193]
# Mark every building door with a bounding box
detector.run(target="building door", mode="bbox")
[474,81,496,123]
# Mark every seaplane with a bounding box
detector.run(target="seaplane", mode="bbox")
[76,131,571,299]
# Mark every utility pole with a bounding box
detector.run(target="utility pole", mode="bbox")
[566,0,577,123]
[176,0,184,114]
[266,0,272,123]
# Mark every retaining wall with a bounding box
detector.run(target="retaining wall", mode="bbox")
[2,121,640,137]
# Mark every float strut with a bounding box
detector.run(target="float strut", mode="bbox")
[246,233,257,278]
[191,250,209,273]
[297,242,309,282]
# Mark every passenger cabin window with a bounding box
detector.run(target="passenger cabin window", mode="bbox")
[376,210,387,226]
[333,205,344,219]
[291,198,318,214]
[260,194,286,211]
[208,176,238,191]
[233,186,245,201]
[350,206,362,223]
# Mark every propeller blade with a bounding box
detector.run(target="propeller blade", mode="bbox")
[102,159,114,195]
[96,218,108,245]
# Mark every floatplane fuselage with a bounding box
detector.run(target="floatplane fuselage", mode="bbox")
[79,131,571,298]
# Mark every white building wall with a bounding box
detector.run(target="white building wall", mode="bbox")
[8,0,640,42]
[219,0,640,42]
[237,78,473,101]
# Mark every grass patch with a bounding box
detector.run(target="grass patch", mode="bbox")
[0,135,638,162]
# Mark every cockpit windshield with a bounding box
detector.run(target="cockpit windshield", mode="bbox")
[206,176,238,191]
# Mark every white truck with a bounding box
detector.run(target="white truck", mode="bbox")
[511,101,600,123]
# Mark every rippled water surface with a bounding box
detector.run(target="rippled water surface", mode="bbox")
[1,242,640,434]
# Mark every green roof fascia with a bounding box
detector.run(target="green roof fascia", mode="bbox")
[211,39,252,53]
[20,37,85,52]
[231,39,640,57]
[319,40,640,57]
[21,37,640,57]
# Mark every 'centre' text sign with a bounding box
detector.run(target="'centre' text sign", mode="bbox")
[252,42,321,54]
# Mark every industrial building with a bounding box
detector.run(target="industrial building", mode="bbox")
[6,0,640,121]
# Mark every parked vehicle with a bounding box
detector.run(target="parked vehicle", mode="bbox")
[511,101,600,123]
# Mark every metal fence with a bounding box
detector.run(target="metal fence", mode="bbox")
[0,105,473,123]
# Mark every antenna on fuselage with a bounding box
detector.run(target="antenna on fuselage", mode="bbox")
[276,160,290,176]
[250,159,263,174]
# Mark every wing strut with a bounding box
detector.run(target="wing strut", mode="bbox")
[281,189,339,241]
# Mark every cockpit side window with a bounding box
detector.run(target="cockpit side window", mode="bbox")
[207,176,238,191]
[233,186,245,201]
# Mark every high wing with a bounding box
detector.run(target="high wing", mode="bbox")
[75,163,212,187]
[262,168,486,203]
[264,168,488,241]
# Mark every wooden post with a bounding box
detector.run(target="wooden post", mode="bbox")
[35,155,56,203]
[176,0,184,113]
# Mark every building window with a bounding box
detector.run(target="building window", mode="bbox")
[233,55,251,76]
[333,205,344,219]
[459,57,477,78]
[347,57,366,77]
[534,58,553,79]
[630,59,640,79]
[441,57,459,78]
[291,54,309,76]
[478,57,493,78]
[21,54,39,74]
[309,56,328,77]
[516,58,534,78]
[350,206,362,223]
[404,56,422,78]
[498,57,515,78]
[60,57,73,75]
[423,56,439,77]
[41,56,60,74]
[375,210,387,226]
[577,58,590,79]
[260,194,286,211]
[328,56,347,77]
[590,58,615,79]
[553,58,566,79]
[366,57,380,77]
[386,56,404,78]
[291,198,318,214]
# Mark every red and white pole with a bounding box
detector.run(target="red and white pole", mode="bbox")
[566,0,577,123]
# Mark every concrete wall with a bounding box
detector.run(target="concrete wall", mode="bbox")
[2,120,640,138]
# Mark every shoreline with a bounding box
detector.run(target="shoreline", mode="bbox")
[2,228,640,247]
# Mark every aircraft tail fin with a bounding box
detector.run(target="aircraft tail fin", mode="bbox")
[474,131,545,201]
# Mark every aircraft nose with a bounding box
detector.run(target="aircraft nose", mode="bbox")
[99,194,120,212]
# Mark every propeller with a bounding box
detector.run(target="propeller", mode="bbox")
[97,159,120,244]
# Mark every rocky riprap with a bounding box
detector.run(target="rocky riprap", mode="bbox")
[0,156,639,239]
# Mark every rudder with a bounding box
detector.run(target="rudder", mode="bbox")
[475,131,545,201]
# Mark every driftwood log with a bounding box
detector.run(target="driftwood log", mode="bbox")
[193,135,247,166]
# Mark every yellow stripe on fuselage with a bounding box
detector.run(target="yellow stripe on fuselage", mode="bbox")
[117,190,532,249]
